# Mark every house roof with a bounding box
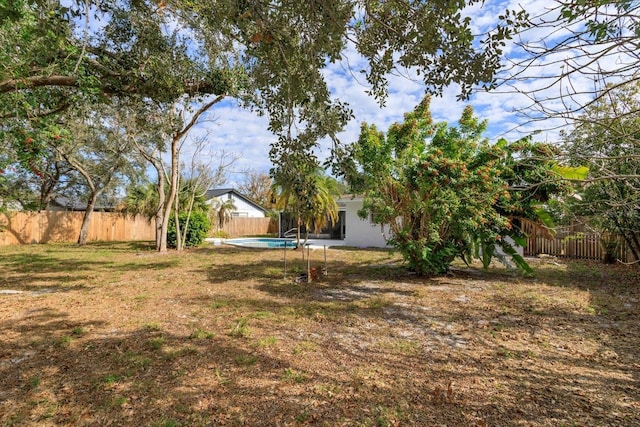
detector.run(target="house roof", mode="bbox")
[337,194,364,202]
[49,196,117,212]
[205,188,268,213]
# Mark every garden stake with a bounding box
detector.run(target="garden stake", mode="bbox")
[323,245,327,276]
[283,241,287,279]
[307,244,311,283]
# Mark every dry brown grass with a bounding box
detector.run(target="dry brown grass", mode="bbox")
[0,242,638,426]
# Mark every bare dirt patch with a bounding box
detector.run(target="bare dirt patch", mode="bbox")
[1,242,638,426]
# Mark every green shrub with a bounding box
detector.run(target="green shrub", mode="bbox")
[167,212,210,248]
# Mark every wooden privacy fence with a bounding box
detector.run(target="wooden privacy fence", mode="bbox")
[0,211,155,245]
[218,217,278,237]
[0,212,277,245]
[524,224,634,262]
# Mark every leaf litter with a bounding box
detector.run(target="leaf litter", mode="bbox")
[0,243,638,426]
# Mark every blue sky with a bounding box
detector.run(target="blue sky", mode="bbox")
[181,0,631,187]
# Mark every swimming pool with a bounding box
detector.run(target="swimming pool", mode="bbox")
[224,238,297,249]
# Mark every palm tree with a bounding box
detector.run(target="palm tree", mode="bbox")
[305,173,339,234]
[210,198,237,232]
[272,167,340,246]
[122,182,159,220]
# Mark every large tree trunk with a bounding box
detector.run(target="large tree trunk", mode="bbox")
[160,137,179,252]
[77,191,101,245]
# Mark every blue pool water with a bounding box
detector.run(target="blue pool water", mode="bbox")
[224,238,297,249]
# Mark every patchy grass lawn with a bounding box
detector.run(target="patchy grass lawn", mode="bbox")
[0,242,638,426]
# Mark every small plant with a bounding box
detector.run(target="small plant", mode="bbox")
[27,375,41,390]
[150,418,180,427]
[228,318,251,338]
[379,338,420,355]
[584,305,597,315]
[366,295,392,309]
[251,310,273,319]
[71,327,85,336]
[209,299,230,309]
[497,347,514,359]
[103,374,122,385]
[189,328,215,340]
[234,354,258,366]
[255,336,277,348]
[295,410,311,423]
[123,351,151,370]
[134,294,148,303]
[143,323,161,331]
[111,396,128,407]
[283,367,307,383]
[54,335,73,348]
[316,383,342,398]
[35,398,59,419]
[171,368,187,378]
[147,336,166,350]
[293,340,317,355]
[370,405,403,427]
[165,346,199,359]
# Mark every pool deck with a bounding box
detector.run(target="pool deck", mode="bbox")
[299,239,346,249]
[205,238,346,249]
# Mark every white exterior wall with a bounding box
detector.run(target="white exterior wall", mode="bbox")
[210,194,265,218]
[340,198,391,248]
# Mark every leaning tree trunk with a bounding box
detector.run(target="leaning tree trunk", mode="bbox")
[77,191,101,246]
[160,136,179,252]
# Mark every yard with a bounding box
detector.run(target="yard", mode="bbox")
[0,242,638,426]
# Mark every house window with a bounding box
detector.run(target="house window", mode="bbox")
[227,194,232,200]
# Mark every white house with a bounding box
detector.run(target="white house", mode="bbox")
[279,195,391,248]
[337,195,391,248]
[205,188,267,218]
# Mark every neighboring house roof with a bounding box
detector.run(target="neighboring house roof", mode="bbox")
[48,196,117,212]
[204,188,268,214]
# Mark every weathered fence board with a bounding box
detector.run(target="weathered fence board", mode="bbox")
[524,224,633,262]
[218,217,277,237]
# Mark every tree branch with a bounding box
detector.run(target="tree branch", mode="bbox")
[0,74,227,98]
[0,75,78,93]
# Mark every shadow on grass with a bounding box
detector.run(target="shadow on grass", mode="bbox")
[0,243,181,290]
[0,307,439,426]
[80,240,157,251]
[3,284,638,426]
